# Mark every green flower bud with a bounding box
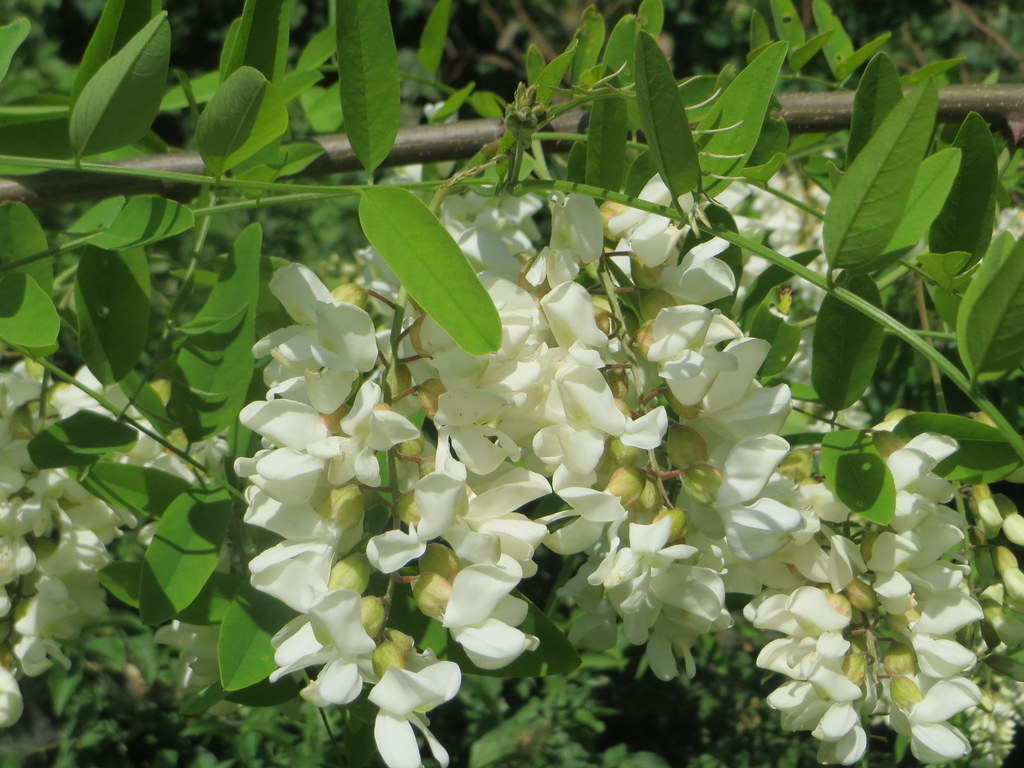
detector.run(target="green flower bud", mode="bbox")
[318,485,365,529]
[328,554,371,593]
[638,289,677,322]
[884,644,917,677]
[605,369,630,401]
[860,531,878,563]
[361,596,386,639]
[418,378,446,420]
[844,577,878,613]
[419,542,461,582]
[663,389,701,420]
[890,677,924,710]
[606,437,642,469]
[632,262,664,288]
[1003,567,1024,607]
[995,546,1019,576]
[412,572,452,619]
[398,434,426,458]
[635,320,656,360]
[843,653,866,687]
[331,282,368,308]
[606,466,646,508]
[681,464,722,506]
[372,638,409,679]
[826,592,852,620]
[636,478,662,519]
[666,424,708,468]
[871,430,905,460]
[777,449,813,482]
[654,507,687,542]
[395,492,421,526]
[1003,513,1024,547]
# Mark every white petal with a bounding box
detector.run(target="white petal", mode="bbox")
[374,711,421,768]
[240,399,328,450]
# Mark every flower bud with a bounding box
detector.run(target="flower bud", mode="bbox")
[594,308,614,337]
[328,554,371,593]
[844,577,878,613]
[419,456,437,478]
[859,531,878,563]
[600,201,631,238]
[681,464,722,506]
[605,437,642,468]
[654,507,687,542]
[393,364,413,395]
[663,389,701,420]
[605,369,630,401]
[871,430,905,460]
[372,638,409,679]
[318,485,365,529]
[890,677,924,710]
[398,434,426,458]
[635,479,662,520]
[605,466,646,508]
[777,449,813,482]
[666,424,708,468]
[408,317,427,357]
[395,492,420,526]
[984,602,1024,647]
[843,653,866,687]
[412,572,452,619]
[632,262,664,288]
[418,378,446,420]
[884,644,917,677]
[635,320,656,359]
[361,596,386,639]
[331,282,367,308]
[321,404,351,434]
[419,542,460,582]
[638,289,677,322]
[1003,567,1024,607]
[1003,514,1024,547]
[995,546,1019,576]
[826,592,852,621]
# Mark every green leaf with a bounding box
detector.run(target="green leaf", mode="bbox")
[168,224,261,441]
[811,273,884,411]
[769,0,805,48]
[296,24,336,72]
[79,461,192,519]
[788,29,832,72]
[847,53,902,162]
[68,12,170,158]
[28,411,138,469]
[417,0,451,76]
[820,429,896,525]
[893,413,1021,484]
[0,18,30,85]
[982,654,1024,681]
[219,583,297,691]
[585,96,628,192]
[68,196,126,234]
[639,0,664,36]
[91,195,195,249]
[823,81,937,271]
[634,30,700,203]
[956,235,1024,378]
[835,32,891,82]
[740,250,818,320]
[0,202,52,291]
[749,10,772,54]
[812,0,854,80]
[224,676,301,706]
[140,489,232,625]
[336,0,401,175]
[570,6,605,84]
[220,0,292,82]
[883,147,961,255]
[197,66,289,177]
[358,187,501,355]
[929,112,998,265]
[525,43,544,86]
[697,42,787,196]
[99,561,141,608]
[177,572,241,625]
[75,245,150,384]
[603,14,637,85]
[748,291,800,377]
[535,40,577,102]
[71,0,160,103]
[900,58,963,86]
[0,272,59,348]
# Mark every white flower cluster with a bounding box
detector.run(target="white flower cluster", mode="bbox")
[235,179,1007,768]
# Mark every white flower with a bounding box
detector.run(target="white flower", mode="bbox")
[368,654,462,768]
[0,668,23,727]
[889,678,981,763]
[607,175,694,267]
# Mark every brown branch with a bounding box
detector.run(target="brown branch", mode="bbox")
[1,85,1022,209]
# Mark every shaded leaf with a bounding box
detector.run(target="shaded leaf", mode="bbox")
[789,30,832,72]
[359,187,501,355]
[99,561,141,608]
[219,583,297,691]
[91,195,195,250]
[220,0,292,82]
[835,32,891,82]
[140,489,232,625]
[820,429,896,524]
[586,96,628,192]
[0,272,59,347]
[0,18,30,85]
[28,411,138,469]
[570,6,605,84]
[883,147,961,255]
[71,0,160,103]
[69,12,170,157]
[417,0,451,76]
[0,202,52,291]
[79,461,192,519]
[847,53,901,162]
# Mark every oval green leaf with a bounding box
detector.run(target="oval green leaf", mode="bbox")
[634,30,700,204]
[883,147,961,255]
[91,195,195,249]
[417,0,451,76]
[219,583,297,691]
[585,96,628,192]
[811,273,884,412]
[197,66,289,176]
[956,235,1024,378]
[0,201,52,291]
[847,53,901,162]
[358,187,501,355]
[69,12,170,158]
[0,272,59,348]
[220,0,292,82]
[823,81,937,272]
[0,18,30,85]
[140,488,232,625]
[79,461,193,519]
[28,410,138,469]
[75,245,151,384]
[336,0,401,175]
[820,428,896,525]
[71,0,160,103]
